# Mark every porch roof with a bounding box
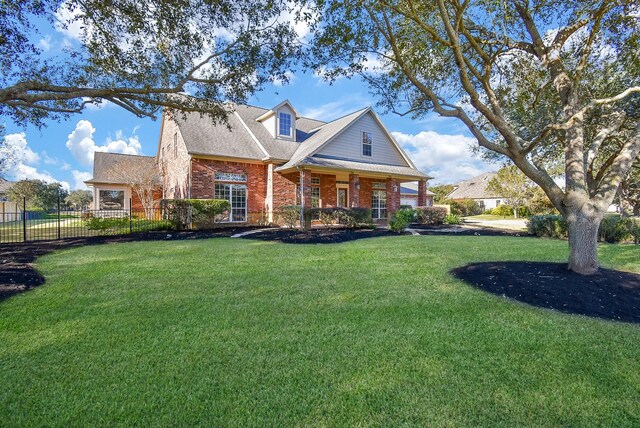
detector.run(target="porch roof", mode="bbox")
[275,156,432,180]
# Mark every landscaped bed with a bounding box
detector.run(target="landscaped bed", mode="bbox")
[0,234,639,425]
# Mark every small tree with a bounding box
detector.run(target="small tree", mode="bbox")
[429,184,455,204]
[8,179,68,211]
[487,166,533,218]
[65,190,93,210]
[110,158,162,219]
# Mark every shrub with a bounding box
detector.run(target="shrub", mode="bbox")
[527,215,567,238]
[160,199,230,229]
[598,215,632,243]
[389,208,415,233]
[278,205,302,228]
[415,206,447,225]
[444,214,463,225]
[491,204,514,217]
[306,207,374,228]
[442,199,482,216]
[85,216,129,234]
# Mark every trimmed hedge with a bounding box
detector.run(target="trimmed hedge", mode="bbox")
[527,214,637,243]
[305,207,374,228]
[441,198,482,216]
[160,199,230,229]
[598,216,632,243]
[277,205,302,228]
[414,206,447,225]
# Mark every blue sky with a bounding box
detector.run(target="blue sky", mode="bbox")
[1,11,497,189]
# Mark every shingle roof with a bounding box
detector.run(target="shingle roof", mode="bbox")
[447,172,499,199]
[175,104,326,161]
[280,156,430,179]
[85,152,158,184]
[400,182,436,195]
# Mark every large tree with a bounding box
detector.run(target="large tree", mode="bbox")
[311,0,640,274]
[1,0,306,127]
[8,179,68,211]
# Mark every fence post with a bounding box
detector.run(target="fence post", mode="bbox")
[57,193,61,240]
[23,197,27,242]
[129,198,133,233]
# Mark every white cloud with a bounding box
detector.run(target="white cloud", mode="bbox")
[0,133,68,189]
[300,96,369,121]
[273,71,296,87]
[71,170,92,190]
[54,2,86,41]
[392,130,496,184]
[65,120,143,167]
[38,35,52,51]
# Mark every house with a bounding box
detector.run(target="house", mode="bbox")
[446,172,503,210]
[85,153,159,210]
[87,100,432,223]
[400,182,434,207]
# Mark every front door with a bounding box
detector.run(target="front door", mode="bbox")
[337,188,347,207]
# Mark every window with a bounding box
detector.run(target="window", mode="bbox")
[173,133,178,158]
[311,177,320,185]
[279,112,292,137]
[215,183,247,222]
[362,131,372,157]
[99,190,125,210]
[372,182,386,189]
[311,186,320,208]
[496,200,501,206]
[371,190,387,219]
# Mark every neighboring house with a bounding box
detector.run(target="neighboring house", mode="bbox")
[88,100,432,223]
[400,182,434,207]
[447,172,503,210]
[0,178,13,201]
[85,153,159,210]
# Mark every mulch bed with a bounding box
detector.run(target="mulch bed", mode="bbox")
[412,224,530,237]
[451,261,640,324]
[240,227,407,244]
[0,227,262,301]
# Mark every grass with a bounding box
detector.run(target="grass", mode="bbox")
[1,235,639,426]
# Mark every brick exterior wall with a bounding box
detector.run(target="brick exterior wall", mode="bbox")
[273,171,298,210]
[386,178,400,220]
[159,112,192,199]
[191,158,267,223]
[418,180,427,206]
[349,174,360,207]
[317,173,337,207]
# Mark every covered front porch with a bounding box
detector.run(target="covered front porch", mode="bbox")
[274,167,430,223]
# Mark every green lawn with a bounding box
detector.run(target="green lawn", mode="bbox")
[465,214,518,220]
[1,236,639,426]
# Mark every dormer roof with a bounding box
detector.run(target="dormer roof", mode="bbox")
[255,99,301,122]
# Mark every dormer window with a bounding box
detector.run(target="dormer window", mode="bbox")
[279,112,292,137]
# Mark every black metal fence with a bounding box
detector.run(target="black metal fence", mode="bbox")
[0,199,172,244]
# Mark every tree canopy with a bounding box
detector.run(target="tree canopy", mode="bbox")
[8,179,68,211]
[311,0,640,274]
[0,0,308,127]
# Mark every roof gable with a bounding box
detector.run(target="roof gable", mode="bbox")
[314,110,412,167]
[447,172,499,199]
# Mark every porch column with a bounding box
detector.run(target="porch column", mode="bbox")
[418,179,427,206]
[348,174,360,207]
[300,169,312,208]
[386,178,400,221]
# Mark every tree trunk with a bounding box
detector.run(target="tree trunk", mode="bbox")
[513,207,518,218]
[566,211,602,275]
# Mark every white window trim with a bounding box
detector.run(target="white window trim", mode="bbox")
[362,131,372,157]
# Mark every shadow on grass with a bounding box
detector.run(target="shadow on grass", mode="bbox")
[451,261,640,324]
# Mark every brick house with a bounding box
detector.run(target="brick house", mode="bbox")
[89,100,432,223]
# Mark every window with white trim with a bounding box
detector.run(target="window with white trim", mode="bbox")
[371,190,387,219]
[215,183,247,222]
[215,172,247,182]
[99,190,125,210]
[362,131,372,157]
[279,112,292,137]
[311,186,320,208]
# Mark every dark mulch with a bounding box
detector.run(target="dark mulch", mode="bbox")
[413,224,530,237]
[0,227,263,301]
[451,261,640,324]
[241,227,407,244]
